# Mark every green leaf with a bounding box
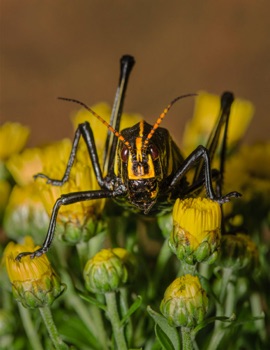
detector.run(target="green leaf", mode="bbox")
[77,291,107,311]
[192,315,235,335]
[58,315,103,350]
[155,324,175,350]
[120,295,142,326]
[147,306,181,350]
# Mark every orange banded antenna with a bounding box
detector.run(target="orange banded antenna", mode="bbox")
[142,93,197,149]
[58,97,133,150]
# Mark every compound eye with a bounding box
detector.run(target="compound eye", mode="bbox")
[121,145,129,162]
[149,144,159,160]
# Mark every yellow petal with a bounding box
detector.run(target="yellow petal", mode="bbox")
[0,123,30,160]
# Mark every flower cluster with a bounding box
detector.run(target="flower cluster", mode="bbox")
[0,92,268,350]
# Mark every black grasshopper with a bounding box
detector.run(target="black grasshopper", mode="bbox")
[16,55,240,260]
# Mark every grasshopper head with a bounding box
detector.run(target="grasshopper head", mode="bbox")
[115,121,164,212]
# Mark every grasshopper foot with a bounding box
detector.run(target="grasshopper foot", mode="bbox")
[15,248,48,261]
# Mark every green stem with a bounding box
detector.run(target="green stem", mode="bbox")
[61,269,108,349]
[76,241,89,268]
[153,238,173,288]
[219,268,232,305]
[198,262,211,279]
[119,287,132,345]
[250,292,267,341]
[39,306,69,350]
[207,322,225,349]
[18,303,43,350]
[208,268,233,349]
[55,240,108,349]
[105,292,128,350]
[76,231,107,267]
[181,261,197,276]
[224,275,235,317]
[181,327,193,350]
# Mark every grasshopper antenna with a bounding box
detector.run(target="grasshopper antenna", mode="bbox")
[143,93,197,149]
[58,97,133,150]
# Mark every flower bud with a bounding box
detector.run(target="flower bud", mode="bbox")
[169,198,221,265]
[83,248,135,294]
[160,275,208,328]
[3,184,49,242]
[3,237,65,308]
[216,233,258,272]
[56,215,106,245]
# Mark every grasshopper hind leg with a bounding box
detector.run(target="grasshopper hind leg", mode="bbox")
[170,91,241,203]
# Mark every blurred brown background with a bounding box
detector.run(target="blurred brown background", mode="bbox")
[1,0,269,147]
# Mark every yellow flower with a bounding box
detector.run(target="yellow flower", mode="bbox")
[6,139,71,186]
[182,91,254,156]
[160,275,208,328]
[225,142,270,201]
[37,142,106,244]
[3,183,49,242]
[83,248,135,294]
[0,122,30,161]
[224,142,270,229]
[3,237,65,308]
[169,197,221,264]
[6,138,105,244]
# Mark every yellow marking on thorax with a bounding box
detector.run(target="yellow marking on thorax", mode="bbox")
[136,137,143,162]
[139,120,144,137]
[128,121,155,180]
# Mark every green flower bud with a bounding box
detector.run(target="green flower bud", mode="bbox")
[216,233,258,272]
[3,237,65,309]
[83,248,135,294]
[160,275,208,328]
[56,216,106,245]
[169,198,221,265]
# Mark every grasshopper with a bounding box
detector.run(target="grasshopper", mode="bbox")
[16,55,240,260]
